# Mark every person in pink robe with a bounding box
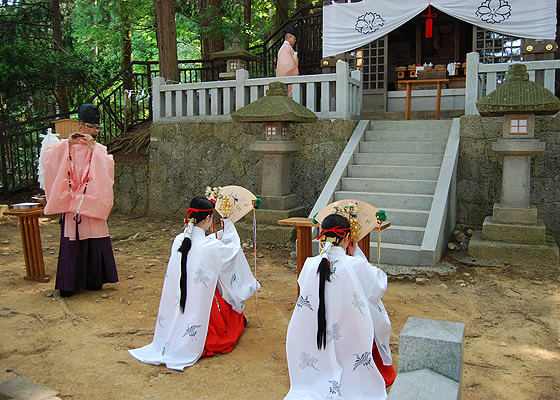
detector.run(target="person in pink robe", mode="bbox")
[42,104,118,297]
[276,24,299,97]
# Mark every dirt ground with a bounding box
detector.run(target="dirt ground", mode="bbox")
[0,212,559,400]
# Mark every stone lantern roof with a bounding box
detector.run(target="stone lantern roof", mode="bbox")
[210,37,260,62]
[231,82,318,123]
[476,64,560,116]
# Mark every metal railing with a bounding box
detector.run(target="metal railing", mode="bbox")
[0,59,216,198]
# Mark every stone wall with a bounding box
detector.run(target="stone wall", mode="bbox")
[113,163,149,215]
[145,120,357,219]
[458,114,560,238]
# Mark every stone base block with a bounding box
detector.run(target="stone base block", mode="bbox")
[468,230,559,269]
[398,317,465,383]
[235,222,296,244]
[0,376,59,400]
[258,194,298,210]
[387,369,460,400]
[238,207,305,225]
[482,216,546,245]
[492,203,538,225]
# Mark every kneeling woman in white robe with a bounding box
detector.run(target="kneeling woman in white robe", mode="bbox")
[129,196,259,370]
[285,214,393,400]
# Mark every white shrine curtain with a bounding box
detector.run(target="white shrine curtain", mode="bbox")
[323,0,557,57]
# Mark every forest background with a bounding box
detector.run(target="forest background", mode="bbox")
[0,0,316,127]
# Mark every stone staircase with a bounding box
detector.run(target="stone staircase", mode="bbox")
[334,120,454,265]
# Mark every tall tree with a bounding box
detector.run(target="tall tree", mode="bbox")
[154,0,179,82]
[198,0,224,59]
[51,0,69,114]
[243,0,250,48]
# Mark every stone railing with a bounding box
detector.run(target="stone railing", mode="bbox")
[465,51,560,115]
[152,61,362,122]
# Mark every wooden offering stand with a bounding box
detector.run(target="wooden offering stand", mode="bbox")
[399,78,449,120]
[4,207,49,282]
[278,217,391,295]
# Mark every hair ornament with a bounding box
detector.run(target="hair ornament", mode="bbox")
[185,207,213,221]
[316,225,350,242]
[332,201,361,241]
[319,241,334,259]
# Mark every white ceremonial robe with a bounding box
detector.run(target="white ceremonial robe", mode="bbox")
[285,246,392,400]
[129,219,259,370]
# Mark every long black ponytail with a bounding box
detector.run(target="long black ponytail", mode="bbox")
[316,214,350,350]
[178,196,215,313]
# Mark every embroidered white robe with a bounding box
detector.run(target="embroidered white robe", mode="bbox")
[129,219,259,370]
[285,246,392,400]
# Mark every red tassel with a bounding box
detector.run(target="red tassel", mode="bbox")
[422,4,437,38]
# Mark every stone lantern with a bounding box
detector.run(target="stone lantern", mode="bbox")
[211,37,260,80]
[231,81,317,222]
[469,63,560,268]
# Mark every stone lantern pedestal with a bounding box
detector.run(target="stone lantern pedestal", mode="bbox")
[231,82,318,242]
[468,64,559,268]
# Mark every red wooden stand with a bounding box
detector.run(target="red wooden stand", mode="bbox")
[4,208,50,283]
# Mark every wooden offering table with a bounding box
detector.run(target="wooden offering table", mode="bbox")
[4,207,49,282]
[278,217,391,294]
[399,79,449,120]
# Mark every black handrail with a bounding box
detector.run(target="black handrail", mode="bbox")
[0,6,325,198]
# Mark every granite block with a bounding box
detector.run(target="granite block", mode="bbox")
[398,317,465,383]
[0,377,59,400]
[387,369,460,400]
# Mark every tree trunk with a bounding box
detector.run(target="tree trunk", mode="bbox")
[273,0,290,29]
[198,0,224,81]
[154,0,180,82]
[198,0,224,58]
[243,0,251,48]
[51,0,69,115]
[296,0,313,14]
[119,0,134,132]
[119,0,133,86]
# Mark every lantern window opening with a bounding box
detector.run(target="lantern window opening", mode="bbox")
[266,125,277,137]
[509,118,529,134]
[282,126,288,136]
[230,61,237,70]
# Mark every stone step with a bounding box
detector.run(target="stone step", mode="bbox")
[364,130,450,142]
[341,177,437,195]
[376,207,430,228]
[360,141,446,154]
[353,153,443,167]
[369,120,454,131]
[348,165,440,180]
[369,241,421,266]
[371,225,425,246]
[335,191,434,211]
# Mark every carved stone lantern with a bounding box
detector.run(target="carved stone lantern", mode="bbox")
[469,63,560,268]
[231,81,317,218]
[210,37,260,80]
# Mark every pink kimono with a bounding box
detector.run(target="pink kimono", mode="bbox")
[42,140,114,239]
[276,41,299,78]
[42,139,118,293]
[276,40,299,97]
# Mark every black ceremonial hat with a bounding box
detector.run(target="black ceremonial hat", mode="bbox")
[284,24,297,37]
[78,103,100,125]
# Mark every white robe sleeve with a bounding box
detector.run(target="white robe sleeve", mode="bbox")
[214,219,260,313]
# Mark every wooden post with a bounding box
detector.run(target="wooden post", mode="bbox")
[436,81,442,120]
[405,82,412,120]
